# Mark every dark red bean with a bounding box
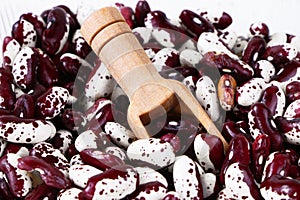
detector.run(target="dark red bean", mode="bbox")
[3,142,32,155]
[35,48,59,88]
[260,85,284,117]
[160,133,181,153]
[220,134,251,184]
[222,121,244,142]
[116,4,136,29]
[0,174,14,200]
[275,116,300,145]
[159,65,201,81]
[18,155,71,189]
[61,108,86,131]
[199,11,232,30]
[286,81,300,104]
[56,5,80,36]
[275,60,300,83]
[11,19,37,47]
[179,10,214,37]
[80,148,125,170]
[59,53,86,77]
[251,134,270,183]
[85,103,115,134]
[41,7,70,55]
[24,183,58,200]
[202,52,254,83]
[248,102,284,151]
[13,94,35,119]
[28,83,46,100]
[262,152,291,182]
[71,30,92,59]
[249,22,269,38]
[135,0,151,27]
[0,69,15,111]
[241,36,266,67]
[261,175,300,200]
[129,181,167,199]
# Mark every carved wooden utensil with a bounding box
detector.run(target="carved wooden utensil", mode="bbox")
[81,7,229,151]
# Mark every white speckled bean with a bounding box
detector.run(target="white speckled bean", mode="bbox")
[236,78,267,106]
[195,76,220,121]
[127,138,175,168]
[70,154,84,166]
[54,129,73,154]
[0,138,7,157]
[69,164,102,188]
[200,173,218,199]
[179,49,202,68]
[2,37,21,69]
[133,27,152,44]
[183,75,196,93]
[267,32,287,47]
[152,48,179,71]
[133,182,167,200]
[57,188,82,200]
[151,29,175,48]
[254,60,276,82]
[85,62,114,100]
[219,29,238,49]
[134,166,168,187]
[284,99,300,118]
[75,130,108,152]
[105,146,128,161]
[18,19,37,47]
[173,155,203,199]
[104,122,136,148]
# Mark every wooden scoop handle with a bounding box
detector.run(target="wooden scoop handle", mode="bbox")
[81,7,161,99]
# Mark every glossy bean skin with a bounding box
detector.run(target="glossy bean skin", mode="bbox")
[35,48,59,88]
[160,133,181,153]
[61,108,86,131]
[20,13,45,46]
[71,29,92,59]
[260,85,285,117]
[80,148,125,171]
[249,22,269,38]
[275,116,300,145]
[286,81,300,104]
[0,69,15,111]
[159,65,201,82]
[0,171,14,200]
[202,52,254,83]
[260,175,300,200]
[218,74,236,111]
[41,7,70,55]
[251,134,271,183]
[116,3,136,29]
[221,121,252,143]
[18,155,71,189]
[24,183,58,200]
[13,94,35,119]
[179,10,214,37]
[242,36,266,67]
[275,60,300,83]
[2,36,21,71]
[248,102,284,151]
[199,11,232,30]
[135,0,151,27]
[220,134,251,184]
[11,19,37,48]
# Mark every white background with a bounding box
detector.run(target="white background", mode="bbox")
[1,0,300,54]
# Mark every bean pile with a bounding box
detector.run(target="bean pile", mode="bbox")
[1,0,300,199]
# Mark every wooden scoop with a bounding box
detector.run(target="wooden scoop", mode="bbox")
[81,7,229,152]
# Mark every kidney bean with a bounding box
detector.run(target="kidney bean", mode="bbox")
[80,148,124,170]
[34,48,59,88]
[152,48,180,71]
[260,175,300,200]
[18,155,71,189]
[261,152,291,182]
[179,9,214,37]
[219,162,262,199]
[242,36,266,67]
[20,13,45,47]
[24,183,59,200]
[49,129,73,154]
[85,62,114,100]
[197,32,238,59]
[286,81,300,104]
[218,74,236,111]
[30,142,69,176]
[115,3,136,29]
[179,49,202,68]
[219,134,251,184]
[249,22,269,38]
[0,171,14,200]
[27,83,46,100]
[267,32,288,47]
[253,60,276,82]
[71,29,91,59]
[56,5,80,36]
[173,155,203,199]
[202,52,254,83]
[60,53,92,77]
[35,86,69,119]
[262,43,298,67]
[222,121,245,142]
[41,7,70,55]
[134,166,168,188]
[260,85,285,117]
[199,11,232,30]
[0,153,32,197]
[105,146,128,162]
[130,181,167,199]
[75,130,110,152]
[194,133,225,173]
[218,29,238,49]
[251,134,270,183]
[13,94,35,119]
[196,75,220,121]
[127,138,175,169]
[12,46,37,90]
[0,115,56,143]
[61,108,86,131]
[0,69,15,111]
[248,102,283,151]
[284,99,300,118]
[232,36,248,56]
[12,19,37,47]
[2,36,21,71]
[275,116,300,145]
[160,133,181,153]
[162,191,181,200]
[79,165,138,200]
[69,164,102,188]
[159,65,201,82]
[2,142,31,157]
[135,0,151,27]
